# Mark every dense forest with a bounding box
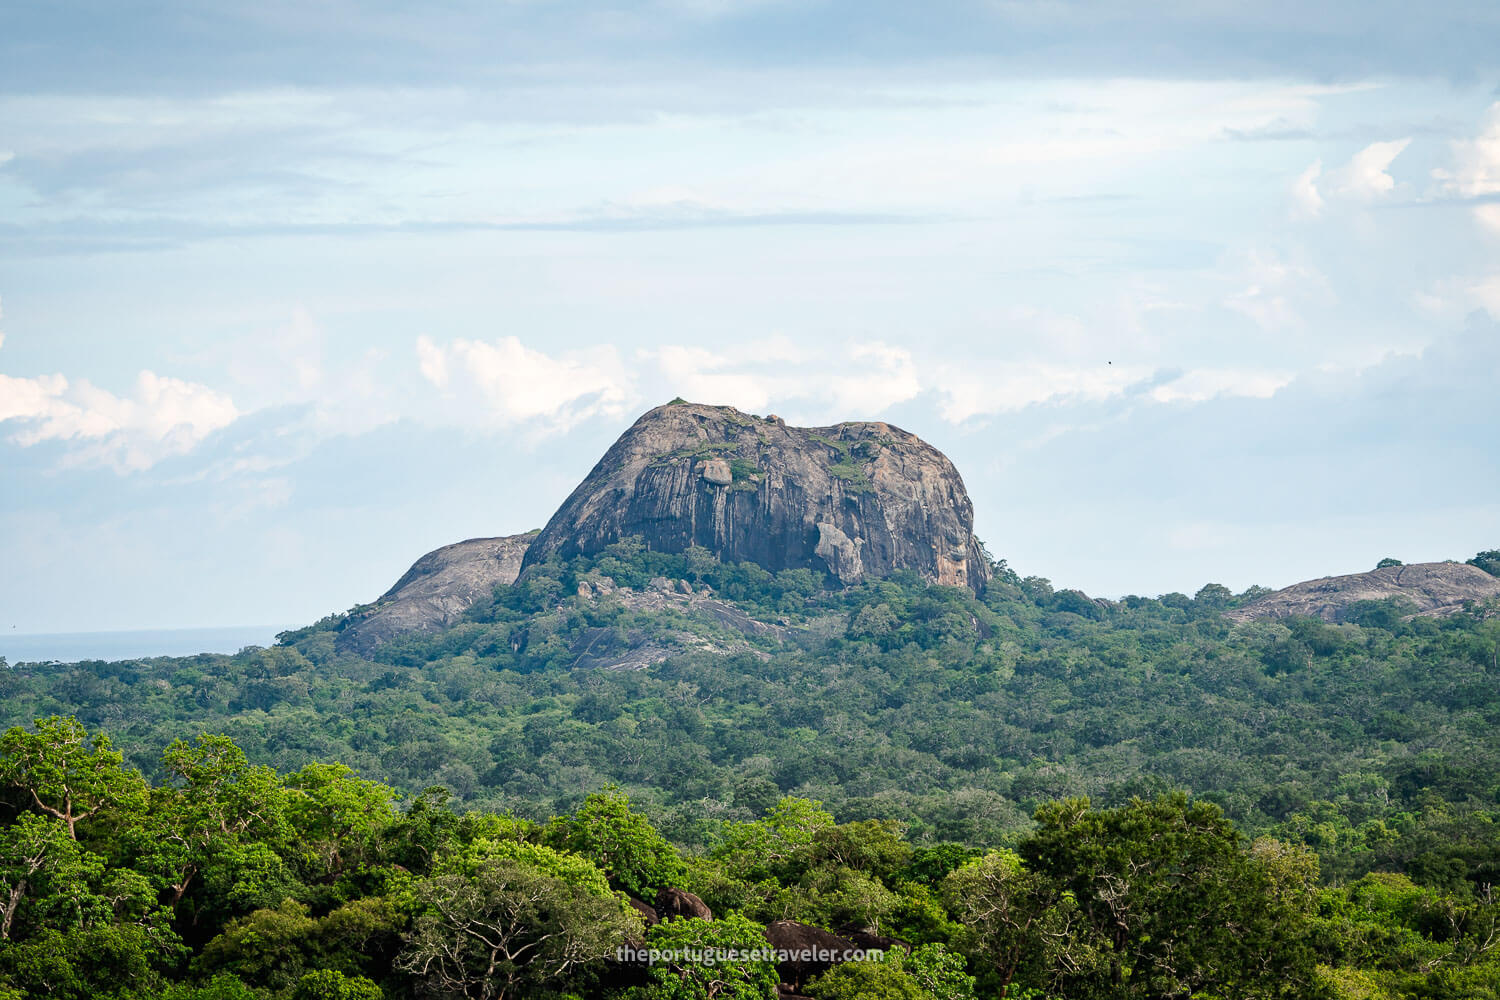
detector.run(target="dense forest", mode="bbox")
[2,543,1499,997]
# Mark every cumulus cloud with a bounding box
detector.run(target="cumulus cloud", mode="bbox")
[1328,138,1410,201]
[1146,368,1292,404]
[1223,249,1332,329]
[1433,103,1500,235]
[933,362,1148,423]
[416,335,632,432]
[1433,102,1500,198]
[1476,204,1500,237]
[0,368,239,471]
[1291,140,1410,217]
[1290,159,1324,218]
[645,337,920,419]
[930,361,1294,423]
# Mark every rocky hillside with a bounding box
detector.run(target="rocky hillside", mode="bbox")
[1227,561,1500,623]
[521,401,991,592]
[339,533,535,653]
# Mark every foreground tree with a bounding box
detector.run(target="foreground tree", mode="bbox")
[398,855,640,999]
[1019,794,1324,999]
[0,717,148,839]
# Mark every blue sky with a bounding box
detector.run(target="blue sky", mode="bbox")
[2,1,1499,632]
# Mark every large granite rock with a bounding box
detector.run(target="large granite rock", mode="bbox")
[521,402,991,592]
[1227,561,1500,624]
[338,533,535,654]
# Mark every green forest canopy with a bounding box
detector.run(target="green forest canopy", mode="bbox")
[2,542,1499,996]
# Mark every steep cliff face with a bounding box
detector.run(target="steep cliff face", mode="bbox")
[339,533,535,653]
[521,402,991,592]
[1227,561,1500,623]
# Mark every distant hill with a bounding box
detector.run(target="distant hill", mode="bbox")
[1227,561,1500,623]
[345,400,991,652]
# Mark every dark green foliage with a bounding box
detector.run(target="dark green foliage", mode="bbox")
[6,543,1500,995]
[1019,794,1323,998]
[0,719,1497,997]
[1470,550,1500,577]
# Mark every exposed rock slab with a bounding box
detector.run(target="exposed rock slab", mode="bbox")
[522,402,991,592]
[1227,561,1500,624]
[339,533,535,654]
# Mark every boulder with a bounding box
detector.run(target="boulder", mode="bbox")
[627,896,659,926]
[655,886,713,921]
[763,920,863,990]
[700,458,733,486]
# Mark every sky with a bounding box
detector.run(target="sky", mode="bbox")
[2,1,1499,633]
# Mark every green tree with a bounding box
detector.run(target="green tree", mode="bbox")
[0,717,148,839]
[902,943,976,1000]
[941,849,1073,998]
[1194,583,1233,609]
[283,761,398,882]
[292,969,385,1000]
[544,788,685,899]
[398,857,640,1000]
[806,959,933,1000]
[1468,550,1500,577]
[139,733,298,919]
[637,911,779,1000]
[1020,794,1323,999]
[0,813,79,940]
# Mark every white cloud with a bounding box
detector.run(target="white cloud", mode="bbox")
[1294,140,1410,217]
[931,361,1295,423]
[1433,102,1500,199]
[1476,204,1500,237]
[0,369,239,471]
[645,337,920,419]
[1223,249,1331,329]
[215,308,399,437]
[418,336,632,432]
[934,362,1147,423]
[1290,159,1324,218]
[1147,368,1291,403]
[1328,138,1410,201]
[415,335,449,388]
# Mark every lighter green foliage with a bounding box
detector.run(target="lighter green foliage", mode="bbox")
[545,788,686,899]
[0,717,148,838]
[638,911,779,1000]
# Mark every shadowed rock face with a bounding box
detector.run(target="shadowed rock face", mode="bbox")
[522,402,991,592]
[338,533,535,654]
[1227,561,1500,624]
[763,921,862,990]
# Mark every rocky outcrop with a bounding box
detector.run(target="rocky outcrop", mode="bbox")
[338,533,535,654]
[1227,561,1500,624]
[763,921,863,990]
[522,402,991,592]
[655,887,712,921]
[627,897,659,927]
